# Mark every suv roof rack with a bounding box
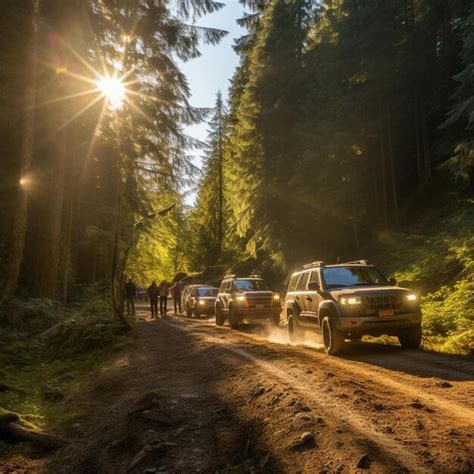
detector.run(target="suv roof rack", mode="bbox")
[223,274,236,279]
[248,274,262,279]
[341,259,370,265]
[302,261,325,269]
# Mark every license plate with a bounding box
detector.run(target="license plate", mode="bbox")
[256,304,265,309]
[379,309,395,318]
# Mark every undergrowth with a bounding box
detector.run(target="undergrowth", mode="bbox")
[367,193,474,355]
[0,289,128,457]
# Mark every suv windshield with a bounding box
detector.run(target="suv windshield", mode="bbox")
[322,266,388,288]
[197,288,218,297]
[233,279,269,292]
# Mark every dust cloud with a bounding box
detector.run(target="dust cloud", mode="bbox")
[267,326,325,351]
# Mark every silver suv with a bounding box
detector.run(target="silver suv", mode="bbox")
[284,260,422,355]
[215,275,282,329]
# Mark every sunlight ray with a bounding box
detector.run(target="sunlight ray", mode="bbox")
[85,99,108,164]
[46,95,103,140]
[32,88,99,109]
[60,37,103,80]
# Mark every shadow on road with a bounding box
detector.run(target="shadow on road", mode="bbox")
[339,341,474,381]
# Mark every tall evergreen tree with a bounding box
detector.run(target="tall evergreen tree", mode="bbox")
[443,5,474,188]
[190,91,227,268]
[226,0,308,272]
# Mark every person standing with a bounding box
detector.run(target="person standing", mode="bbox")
[159,281,169,318]
[147,281,159,319]
[172,282,183,314]
[124,277,137,317]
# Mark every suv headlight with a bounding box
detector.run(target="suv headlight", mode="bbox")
[340,296,362,305]
[273,294,280,300]
[199,300,206,305]
[236,295,246,302]
[406,294,417,302]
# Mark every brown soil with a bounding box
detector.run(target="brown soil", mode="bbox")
[1,309,473,473]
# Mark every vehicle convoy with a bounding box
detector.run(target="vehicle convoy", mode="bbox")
[181,285,218,318]
[215,275,282,329]
[284,260,423,355]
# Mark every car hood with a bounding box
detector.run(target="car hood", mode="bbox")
[241,291,275,296]
[329,286,411,298]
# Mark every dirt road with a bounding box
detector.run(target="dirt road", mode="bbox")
[29,311,474,473]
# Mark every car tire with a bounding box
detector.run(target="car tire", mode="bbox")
[186,305,192,318]
[193,306,200,318]
[229,306,239,329]
[321,316,345,355]
[288,314,302,344]
[398,323,422,349]
[216,305,225,326]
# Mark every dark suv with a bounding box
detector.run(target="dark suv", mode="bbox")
[284,260,422,355]
[215,275,282,329]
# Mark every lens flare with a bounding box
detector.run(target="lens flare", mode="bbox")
[96,76,125,109]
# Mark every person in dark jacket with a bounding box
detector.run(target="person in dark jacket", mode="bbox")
[158,281,169,318]
[125,277,137,317]
[172,282,183,314]
[147,281,159,319]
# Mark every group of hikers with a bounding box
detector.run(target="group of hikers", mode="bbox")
[124,277,183,319]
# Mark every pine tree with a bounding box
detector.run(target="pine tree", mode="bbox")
[226,0,307,271]
[191,92,227,268]
[443,5,474,188]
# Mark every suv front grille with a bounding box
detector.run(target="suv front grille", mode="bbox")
[363,294,403,311]
[246,295,273,307]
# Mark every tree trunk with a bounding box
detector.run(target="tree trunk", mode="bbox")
[2,422,68,449]
[414,94,424,189]
[218,104,224,256]
[421,99,432,181]
[386,106,399,227]
[379,119,389,231]
[1,0,39,299]
[40,85,68,298]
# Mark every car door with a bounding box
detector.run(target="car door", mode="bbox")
[304,270,323,326]
[220,281,231,314]
[296,271,311,326]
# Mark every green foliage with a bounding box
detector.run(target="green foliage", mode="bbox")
[443,5,474,188]
[0,291,127,453]
[189,92,227,270]
[366,196,474,355]
[422,281,473,337]
[126,195,189,286]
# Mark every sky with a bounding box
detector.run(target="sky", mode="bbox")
[178,0,245,195]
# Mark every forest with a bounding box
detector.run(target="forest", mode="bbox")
[0,0,472,343]
[0,0,473,470]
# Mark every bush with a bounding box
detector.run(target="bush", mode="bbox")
[0,298,65,335]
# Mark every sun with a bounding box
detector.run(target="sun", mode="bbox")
[96,75,125,109]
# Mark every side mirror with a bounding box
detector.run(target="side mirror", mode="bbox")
[308,281,320,291]
[388,277,397,286]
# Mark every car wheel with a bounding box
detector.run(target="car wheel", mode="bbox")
[216,305,225,326]
[193,306,200,318]
[186,305,192,318]
[398,323,422,349]
[321,316,345,355]
[288,314,301,344]
[229,306,239,329]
